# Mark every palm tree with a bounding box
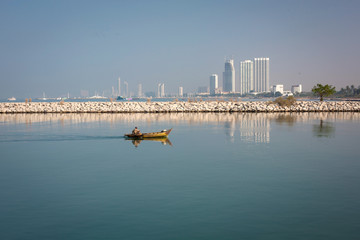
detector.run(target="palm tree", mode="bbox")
[346,85,351,95]
[312,84,336,101]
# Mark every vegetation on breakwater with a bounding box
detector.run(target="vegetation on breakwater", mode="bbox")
[312,84,336,101]
[272,96,296,107]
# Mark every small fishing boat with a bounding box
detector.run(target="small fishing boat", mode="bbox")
[124,128,172,138]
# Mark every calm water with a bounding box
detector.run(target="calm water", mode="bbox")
[0,112,359,240]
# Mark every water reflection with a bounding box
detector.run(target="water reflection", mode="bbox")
[238,114,270,143]
[1,112,359,126]
[1,112,359,144]
[313,119,335,138]
[126,138,173,148]
[274,114,297,126]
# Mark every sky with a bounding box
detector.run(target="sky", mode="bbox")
[0,0,359,98]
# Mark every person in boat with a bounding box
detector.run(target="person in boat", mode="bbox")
[132,127,141,135]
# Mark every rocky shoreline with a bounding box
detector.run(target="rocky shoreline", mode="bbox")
[1,101,360,113]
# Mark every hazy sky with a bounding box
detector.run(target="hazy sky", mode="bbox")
[1,0,359,98]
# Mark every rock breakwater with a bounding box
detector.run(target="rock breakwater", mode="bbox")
[1,101,359,113]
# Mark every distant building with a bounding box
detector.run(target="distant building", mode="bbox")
[291,84,302,94]
[123,81,129,97]
[138,84,142,97]
[197,86,209,93]
[157,83,165,97]
[118,77,121,96]
[240,60,253,95]
[80,90,89,98]
[254,58,270,93]
[283,91,293,97]
[145,91,156,98]
[178,87,183,97]
[223,59,235,92]
[272,84,284,94]
[209,74,218,95]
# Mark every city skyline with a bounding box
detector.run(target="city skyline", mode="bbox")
[1,1,360,98]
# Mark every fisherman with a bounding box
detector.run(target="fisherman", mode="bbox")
[132,126,141,135]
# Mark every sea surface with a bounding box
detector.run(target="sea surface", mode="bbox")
[0,112,359,240]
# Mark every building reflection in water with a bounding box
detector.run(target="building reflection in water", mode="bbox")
[223,114,270,143]
[1,112,359,144]
[238,114,270,143]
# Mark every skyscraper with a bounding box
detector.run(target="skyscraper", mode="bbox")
[124,81,129,97]
[240,60,253,95]
[138,84,142,97]
[118,77,121,96]
[223,59,235,93]
[178,86,183,97]
[209,74,218,95]
[254,58,270,93]
[161,83,165,97]
[157,83,165,97]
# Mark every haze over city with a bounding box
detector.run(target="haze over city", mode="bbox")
[1,0,359,98]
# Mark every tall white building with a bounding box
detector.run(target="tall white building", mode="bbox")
[291,84,302,94]
[209,74,218,95]
[178,86,183,97]
[223,59,235,93]
[157,83,165,97]
[240,60,253,95]
[254,58,270,93]
[138,84,142,97]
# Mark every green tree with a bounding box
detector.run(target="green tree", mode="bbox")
[312,84,336,101]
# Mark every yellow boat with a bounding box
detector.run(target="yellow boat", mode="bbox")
[124,128,172,138]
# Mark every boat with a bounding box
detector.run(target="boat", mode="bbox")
[117,96,132,101]
[7,97,16,101]
[124,128,172,138]
[37,92,47,101]
[89,95,107,99]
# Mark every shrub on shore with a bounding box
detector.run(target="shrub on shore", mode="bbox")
[273,96,296,107]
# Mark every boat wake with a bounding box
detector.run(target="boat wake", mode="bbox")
[0,135,125,143]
